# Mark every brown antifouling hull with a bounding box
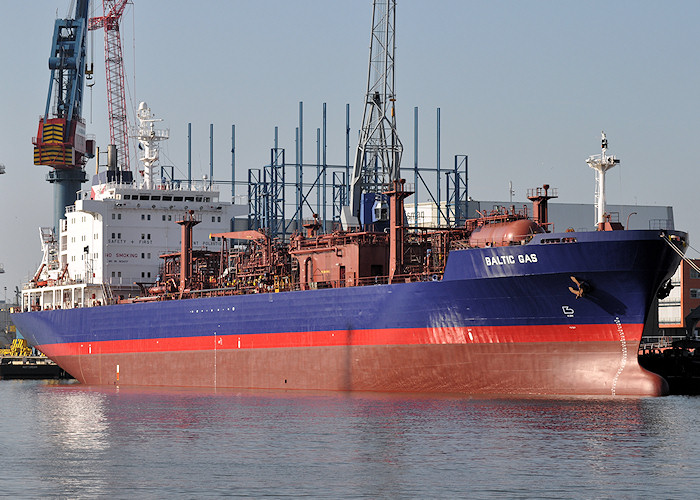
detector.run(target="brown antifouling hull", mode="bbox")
[54,340,667,397]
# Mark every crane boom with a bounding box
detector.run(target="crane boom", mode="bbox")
[34,0,92,167]
[346,0,403,226]
[33,0,94,235]
[88,0,131,172]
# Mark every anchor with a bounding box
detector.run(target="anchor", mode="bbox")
[568,275,590,299]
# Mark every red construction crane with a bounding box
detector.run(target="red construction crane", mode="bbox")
[88,0,131,172]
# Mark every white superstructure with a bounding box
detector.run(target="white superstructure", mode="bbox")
[66,183,236,288]
[22,104,245,311]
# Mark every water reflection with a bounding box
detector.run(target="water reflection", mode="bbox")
[39,386,109,452]
[34,384,110,497]
[3,382,700,498]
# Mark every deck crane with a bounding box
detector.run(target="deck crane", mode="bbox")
[88,0,131,173]
[33,0,95,236]
[343,0,403,229]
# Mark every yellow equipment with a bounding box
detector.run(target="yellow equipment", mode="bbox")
[0,338,33,357]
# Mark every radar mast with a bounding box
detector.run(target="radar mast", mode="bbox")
[586,132,620,230]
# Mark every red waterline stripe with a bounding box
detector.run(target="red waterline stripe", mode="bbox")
[37,323,644,358]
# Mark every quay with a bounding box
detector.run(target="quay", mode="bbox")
[639,336,700,395]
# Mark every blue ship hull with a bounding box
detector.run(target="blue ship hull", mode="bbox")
[12,229,685,396]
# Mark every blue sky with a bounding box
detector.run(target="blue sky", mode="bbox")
[1,0,699,294]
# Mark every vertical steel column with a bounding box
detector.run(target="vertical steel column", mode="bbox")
[231,124,235,199]
[323,102,327,231]
[271,147,285,240]
[209,123,214,190]
[452,154,468,225]
[332,172,346,221]
[299,102,304,227]
[263,155,269,229]
[464,155,468,223]
[454,155,459,224]
[274,126,281,236]
[316,127,321,218]
[295,127,300,230]
[187,122,192,189]
[345,103,350,204]
[445,172,452,223]
[414,106,418,228]
[436,107,441,226]
[247,169,261,230]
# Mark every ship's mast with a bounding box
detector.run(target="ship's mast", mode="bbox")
[586,132,620,230]
[345,0,403,226]
[131,102,169,189]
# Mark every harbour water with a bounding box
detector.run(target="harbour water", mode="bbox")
[2,380,699,498]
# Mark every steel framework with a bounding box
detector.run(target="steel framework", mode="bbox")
[88,0,131,171]
[445,155,469,226]
[34,0,91,235]
[244,109,467,239]
[349,0,403,218]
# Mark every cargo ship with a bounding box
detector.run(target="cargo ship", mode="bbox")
[12,0,688,396]
[12,115,688,395]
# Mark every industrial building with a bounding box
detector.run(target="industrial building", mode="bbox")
[658,258,700,337]
[405,199,674,233]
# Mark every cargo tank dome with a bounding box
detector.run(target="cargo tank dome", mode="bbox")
[468,219,544,248]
